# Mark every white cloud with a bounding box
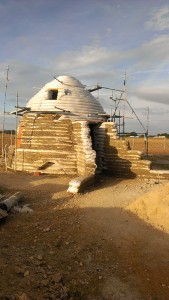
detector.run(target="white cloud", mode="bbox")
[2,33,169,104]
[135,85,169,105]
[1,32,169,134]
[53,35,169,86]
[146,6,169,30]
[129,35,169,70]
[0,61,52,107]
[54,44,122,71]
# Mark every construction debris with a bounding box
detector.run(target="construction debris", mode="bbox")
[67,175,95,194]
[0,192,24,219]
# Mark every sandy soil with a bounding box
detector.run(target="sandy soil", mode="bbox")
[0,171,169,300]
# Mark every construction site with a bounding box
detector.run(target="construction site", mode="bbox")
[0,75,169,299]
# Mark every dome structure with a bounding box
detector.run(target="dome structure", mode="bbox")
[26,75,105,120]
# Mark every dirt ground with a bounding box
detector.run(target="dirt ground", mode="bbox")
[0,171,169,300]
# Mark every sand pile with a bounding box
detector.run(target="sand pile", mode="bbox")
[126,182,169,233]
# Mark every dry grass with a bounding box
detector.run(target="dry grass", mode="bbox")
[0,133,15,155]
[127,137,169,157]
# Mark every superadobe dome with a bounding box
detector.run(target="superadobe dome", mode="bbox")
[26,75,105,119]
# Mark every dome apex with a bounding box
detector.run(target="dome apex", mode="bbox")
[26,75,105,120]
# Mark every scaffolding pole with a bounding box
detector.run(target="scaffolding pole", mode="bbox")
[1,66,9,158]
[122,72,126,135]
[14,91,19,171]
[145,107,149,159]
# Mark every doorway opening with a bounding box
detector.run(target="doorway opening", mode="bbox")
[89,123,105,174]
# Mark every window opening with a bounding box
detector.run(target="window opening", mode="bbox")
[48,89,58,100]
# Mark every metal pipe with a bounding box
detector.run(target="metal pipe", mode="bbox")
[0,192,24,212]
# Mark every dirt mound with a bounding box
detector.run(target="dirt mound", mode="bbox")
[126,182,169,233]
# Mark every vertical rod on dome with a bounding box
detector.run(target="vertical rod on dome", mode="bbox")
[14,91,19,171]
[1,65,9,158]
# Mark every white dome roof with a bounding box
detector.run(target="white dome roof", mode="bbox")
[26,76,105,118]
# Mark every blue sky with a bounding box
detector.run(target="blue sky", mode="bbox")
[0,0,169,134]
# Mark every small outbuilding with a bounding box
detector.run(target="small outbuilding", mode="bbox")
[8,75,160,181]
[8,76,115,176]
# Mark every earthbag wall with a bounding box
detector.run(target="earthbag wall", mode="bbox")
[7,113,77,175]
